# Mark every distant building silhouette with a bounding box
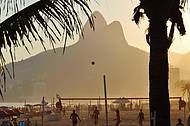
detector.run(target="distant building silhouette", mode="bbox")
[169,67,180,96]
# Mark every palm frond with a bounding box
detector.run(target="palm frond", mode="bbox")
[181,0,187,7]
[176,80,190,94]
[0,0,25,16]
[175,80,190,100]
[133,5,144,25]
[0,0,94,97]
[169,0,186,36]
[0,0,94,61]
[134,0,186,46]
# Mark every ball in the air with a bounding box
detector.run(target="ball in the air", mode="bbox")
[91,61,95,65]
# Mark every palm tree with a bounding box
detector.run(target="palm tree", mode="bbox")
[176,80,190,111]
[0,0,94,97]
[0,0,188,125]
[133,0,186,125]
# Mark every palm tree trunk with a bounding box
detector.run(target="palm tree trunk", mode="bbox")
[149,18,171,126]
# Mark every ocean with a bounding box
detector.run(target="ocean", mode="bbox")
[0,102,39,108]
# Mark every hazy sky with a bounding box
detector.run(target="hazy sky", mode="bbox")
[1,0,190,63]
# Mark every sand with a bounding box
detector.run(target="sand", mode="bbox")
[24,109,186,126]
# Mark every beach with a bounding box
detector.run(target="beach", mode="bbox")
[21,109,185,126]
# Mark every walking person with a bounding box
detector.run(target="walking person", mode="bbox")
[70,110,81,126]
[176,118,184,126]
[137,109,145,126]
[114,109,121,126]
[92,106,100,125]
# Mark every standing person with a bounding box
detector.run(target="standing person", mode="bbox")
[114,109,121,126]
[25,118,31,126]
[70,110,81,126]
[187,115,190,126]
[137,109,145,126]
[12,118,18,126]
[63,106,66,117]
[1,121,13,126]
[176,118,184,126]
[88,105,91,118]
[92,106,100,125]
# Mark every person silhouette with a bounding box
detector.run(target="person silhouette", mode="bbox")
[12,118,18,126]
[114,109,121,126]
[176,118,184,126]
[138,109,145,126]
[25,118,31,126]
[70,110,81,126]
[93,106,100,125]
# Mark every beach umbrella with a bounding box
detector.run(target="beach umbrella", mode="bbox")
[33,104,42,107]
[0,110,8,118]
[5,109,15,116]
[13,109,23,116]
[24,104,32,107]
[112,98,130,104]
[0,106,9,109]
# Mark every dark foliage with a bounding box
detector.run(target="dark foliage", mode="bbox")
[0,0,25,16]
[133,0,186,45]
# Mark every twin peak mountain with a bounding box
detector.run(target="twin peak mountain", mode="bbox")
[5,12,150,102]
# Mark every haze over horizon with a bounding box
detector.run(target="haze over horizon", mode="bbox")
[1,12,188,102]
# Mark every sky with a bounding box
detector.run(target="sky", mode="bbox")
[91,0,190,54]
[1,0,190,63]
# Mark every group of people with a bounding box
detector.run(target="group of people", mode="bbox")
[70,107,145,126]
[69,107,102,126]
[1,108,144,126]
[1,118,32,126]
[5,108,190,126]
[70,106,121,126]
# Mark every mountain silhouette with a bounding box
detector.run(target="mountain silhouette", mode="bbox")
[4,12,149,102]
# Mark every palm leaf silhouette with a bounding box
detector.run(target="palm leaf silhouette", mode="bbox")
[0,0,94,98]
[0,0,25,16]
[175,80,190,99]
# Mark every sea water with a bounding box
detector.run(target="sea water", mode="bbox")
[0,102,38,108]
